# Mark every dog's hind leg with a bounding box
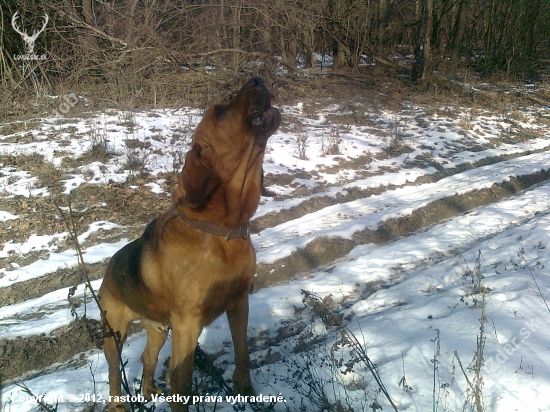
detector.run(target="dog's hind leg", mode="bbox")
[140,319,168,399]
[227,295,255,395]
[100,287,135,412]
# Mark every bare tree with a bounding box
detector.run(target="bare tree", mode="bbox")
[233,0,243,72]
[378,0,387,53]
[422,0,434,81]
[449,0,468,76]
[2,0,550,113]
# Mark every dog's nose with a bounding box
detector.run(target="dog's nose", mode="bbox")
[247,77,263,87]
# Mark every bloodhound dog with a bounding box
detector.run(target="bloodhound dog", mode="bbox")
[99,77,281,411]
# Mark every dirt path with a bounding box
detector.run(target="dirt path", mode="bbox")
[3,143,547,308]
[3,92,550,394]
[2,165,550,383]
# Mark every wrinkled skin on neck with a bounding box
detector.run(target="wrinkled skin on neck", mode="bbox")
[172,77,281,228]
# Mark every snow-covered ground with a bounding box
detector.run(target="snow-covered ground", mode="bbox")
[2,89,550,411]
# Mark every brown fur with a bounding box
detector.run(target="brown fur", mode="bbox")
[99,78,280,411]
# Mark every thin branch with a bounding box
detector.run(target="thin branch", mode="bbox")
[518,248,550,314]
[15,382,57,412]
[54,8,128,47]
[454,351,474,391]
[53,197,136,412]
[302,290,399,411]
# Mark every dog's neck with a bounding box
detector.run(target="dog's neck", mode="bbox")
[173,145,264,229]
[174,206,250,239]
[173,180,260,229]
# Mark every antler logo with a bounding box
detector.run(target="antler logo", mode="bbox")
[11,11,48,56]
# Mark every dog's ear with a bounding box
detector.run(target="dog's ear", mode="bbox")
[180,143,221,208]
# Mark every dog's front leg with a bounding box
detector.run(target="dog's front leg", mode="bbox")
[100,286,134,412]
[227,295,255,396]
[168,317,202,412]
[104,331,128,412]
[140,320,168,399]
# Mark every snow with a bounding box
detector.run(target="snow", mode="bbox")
[0,168,49,197]
[0,233,68,258]
[144,180,167,195]
[0,211,19,222]
[255,151,550,264]
[5,178,550,410]
[0,279,103,339]
[0,220,124,286]
[2,98,550,411]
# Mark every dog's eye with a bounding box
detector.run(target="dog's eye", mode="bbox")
[214,105,228,120]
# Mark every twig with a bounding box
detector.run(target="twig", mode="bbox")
[301,290,399,411]
[473,284,486,412]
[53,196,136,412]
[15,381,58,412]
[518,248,550,314]
[453,351,474,392]
[455,251,486,412]
[193,345,267,412]
[431,329,440,412]
[54,8,128,47]
[398,352,413,393]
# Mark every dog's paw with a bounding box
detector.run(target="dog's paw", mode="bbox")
[107,402,127,412]
[143,384,163,399]
[232,380,256,397]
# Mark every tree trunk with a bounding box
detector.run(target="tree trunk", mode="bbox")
[303,27,315,68]
[82,0,93,23]
[126,0,139,45]
[333,42,346,70]
[415,0,421,22]
[261,4,272,55]
[79,0,99,69]
[233,0,242,73]
[220,0,227,48]
[422,0,434,81]
[328,0,343,70]
[449,0,468,76]
[287,36,297,67]
[377,0,387,53]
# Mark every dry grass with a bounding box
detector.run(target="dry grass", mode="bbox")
[458,118,473,130]
[320,126,342,156]
[296,124,309,160]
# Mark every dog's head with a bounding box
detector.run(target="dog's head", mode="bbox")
[173,78,280,223]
